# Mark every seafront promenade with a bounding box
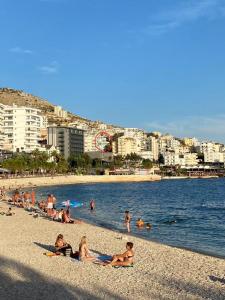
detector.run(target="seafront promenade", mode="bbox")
[0,174,161,189]
[0,200,225,299]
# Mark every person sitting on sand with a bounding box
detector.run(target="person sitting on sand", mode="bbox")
[62,208,75,224]
[6,207,14,216]
[58,209,64,222]
[104,242,134,267]
[136,218,144,228]
[55,234,72,256]
[78,236,95,262]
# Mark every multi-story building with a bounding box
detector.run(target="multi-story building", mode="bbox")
[0,104,5,150]
[204,151,224,163]
[47,126,84,159]
[3,105,44,153]
[147,136,159,161]
[163,152,198,167]
[54,106,68,118]
[117,136,138,156]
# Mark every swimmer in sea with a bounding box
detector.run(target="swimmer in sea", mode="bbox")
[136,218,144,228]
[146,223,152,230]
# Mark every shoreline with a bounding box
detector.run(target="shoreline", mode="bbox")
[0,200,225,299]
[0,174,161,190]
[0,174,222,190]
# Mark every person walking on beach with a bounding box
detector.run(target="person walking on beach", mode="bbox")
[51,194,56,209]
[31,189,36,207]
[90,199,95,211]
[24,191,31,209]
[47,194,53,216]
[125,211,131,233]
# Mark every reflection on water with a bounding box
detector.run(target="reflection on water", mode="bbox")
[37,178,225,258]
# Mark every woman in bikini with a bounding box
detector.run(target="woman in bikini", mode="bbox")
[78,236,95,262]
[104,242,134,267]
[55,234,72,256]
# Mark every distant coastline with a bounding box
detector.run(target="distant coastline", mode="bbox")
[162,175,219,180]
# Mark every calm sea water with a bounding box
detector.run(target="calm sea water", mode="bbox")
[36,178,225,258]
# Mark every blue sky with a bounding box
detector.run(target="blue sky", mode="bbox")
[1,0,225,142]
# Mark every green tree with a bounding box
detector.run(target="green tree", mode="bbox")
[142,159,153,169]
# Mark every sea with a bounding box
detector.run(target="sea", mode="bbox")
[36,178,225,258]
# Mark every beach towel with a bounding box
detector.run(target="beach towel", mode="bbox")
[43,252,60,257]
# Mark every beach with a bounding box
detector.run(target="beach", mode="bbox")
[0,200,225,300]
[0,174,161,190]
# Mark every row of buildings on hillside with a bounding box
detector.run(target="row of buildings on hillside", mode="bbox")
[0,103,225,168]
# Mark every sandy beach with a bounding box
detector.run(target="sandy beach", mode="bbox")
[0,200,225,300]
[0,174,161,190]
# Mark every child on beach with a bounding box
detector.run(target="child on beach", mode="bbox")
[78,236,95,262]
[103,242,134,267]
[125,211,131,233]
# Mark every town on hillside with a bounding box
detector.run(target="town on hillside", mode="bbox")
[0,88,224,178]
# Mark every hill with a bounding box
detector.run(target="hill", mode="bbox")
[0,88,100,127]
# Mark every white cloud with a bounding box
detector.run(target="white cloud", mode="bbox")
[38,61,59,74]
[145,115,225,143]
[144,0,225,35]
[9,47,33,54]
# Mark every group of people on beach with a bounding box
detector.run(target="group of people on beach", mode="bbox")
[8,189,83,224]
[1,187,135,267]
[54,234,134,267]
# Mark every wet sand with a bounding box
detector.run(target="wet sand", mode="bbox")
[0,200,225,300]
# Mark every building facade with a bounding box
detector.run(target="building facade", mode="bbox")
[47,126,84,159]
[3,105,44,153]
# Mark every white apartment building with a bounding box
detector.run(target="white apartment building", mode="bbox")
[199,142,223,153]
[0,104,5,149]
[54,105,68,118]
[117,136,138,156]
[158,135,173,153]
[163,152,198,167]
[139,151,154,160]
[147,136,159,161]
[204,151,225,163]
[3,105,44,153]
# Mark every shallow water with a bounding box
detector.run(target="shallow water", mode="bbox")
[36,178,225,258]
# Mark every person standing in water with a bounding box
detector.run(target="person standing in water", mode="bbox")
[90,199,95,211]
[125,211,131,233]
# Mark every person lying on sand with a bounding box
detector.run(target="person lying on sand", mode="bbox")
[55,234,72,256]
[103,242,134,267]
[78,236,95,262]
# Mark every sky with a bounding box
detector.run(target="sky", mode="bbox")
[1,0,225,142]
